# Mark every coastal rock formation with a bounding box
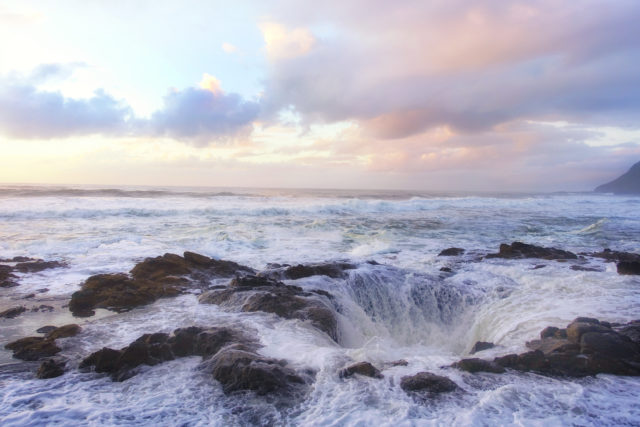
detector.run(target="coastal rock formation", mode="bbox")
[80,326,310,395]
[4,324,81,361]
[453,318,640,377]
[470,341,495,354]
[263,261,356,280]
[37,358,66,379]
[14,260,66,273]
[485,242,577,260]
[0,265,18,287]
[438,248,465,256]
[339,361,383,379]
[400,372,458,394]
[617,262,640,275]
[0,306,26,319]
[69,252,254,316]
[595,160,640,194]
[199,275,338,341]
[586,249,640,275]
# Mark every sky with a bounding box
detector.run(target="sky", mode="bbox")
[0,0,639,191]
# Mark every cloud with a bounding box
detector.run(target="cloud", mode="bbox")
[148,74,260,145]
[262,0,640,138]
[222,42,238,53]
[0,76,131,139]
[0,68,259,144]
[259,22,315,60]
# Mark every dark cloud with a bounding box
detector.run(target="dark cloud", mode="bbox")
[149,87,260,145]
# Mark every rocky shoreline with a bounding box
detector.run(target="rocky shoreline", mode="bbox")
[1,242,640,402]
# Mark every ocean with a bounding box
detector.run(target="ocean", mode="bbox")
[0,185,639,426]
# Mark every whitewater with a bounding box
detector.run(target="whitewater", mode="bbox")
[1,184,639,426]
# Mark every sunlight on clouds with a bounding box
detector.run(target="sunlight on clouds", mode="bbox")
[259,22,315,60]
[199,73,223,94]
[222,42,237,53]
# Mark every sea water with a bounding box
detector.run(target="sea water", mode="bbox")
[0,185,639,426]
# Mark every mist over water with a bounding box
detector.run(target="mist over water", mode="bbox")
[1,185,639,425]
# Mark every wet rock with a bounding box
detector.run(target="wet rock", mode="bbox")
[470,341,494,354]
[31,305,54,312]
[588,249,640,264]
[617,261,640,275]
[452,358,505,374]
[384,359,409,368]
[438,248,465,256]
[570,265,602,272]
[400,372,458,394]
[280,262,356,280]
[5,337,61,361]
[80,326,310,396]
[199,275,338,341]
[69,252,254,316]
[339,362,383,379]
[439,267,453,273]
[206,346,307,395]
[485,242,577,260]
[458,318,640,378]
[0,306,26,319]
[15,260,66,273]
[0,265,18,287]
[45,324,81,340]
[37,358,66,379]
[37,325,58,334]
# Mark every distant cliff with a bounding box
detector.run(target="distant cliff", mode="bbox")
[595,161,640,194]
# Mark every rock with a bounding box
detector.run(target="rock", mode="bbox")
[470,341,494,354]
[457,318,640,378]
[439,267,453,273]
[37,325,58,334]
[37,359,66,379]
[206,346,307,395]
[386,359,409,367]
[199,275,338,341]
[485,242,577,260]
[452,358,505,374]
[438,248,465,256]
[617,261,640,275]
[31,305,54,312]
[69,252,254,316]
[570,265,602,272]
[14,260,66,273]
[339,362,383,379]
[595,160,640,194]
[45,324,81,340]
[400,372,458,394]
[0,265,18,287]
[5,337,61,361]
[81,326,310,396]
[281,262,356,280]
[0,306,26,319]
[588,249,640,264]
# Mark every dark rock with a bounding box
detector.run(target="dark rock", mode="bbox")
[386,359,409,367]
[617,261,640,275]
[588,249,640,264]
[400,372,458,394]
[282,262,356,280]
[339,362,383,379]
[69,252,254,316]
[15,260,66,273]
[438,248,465,256]
[485,242,577,260]
[0,306,26,319]
[206,346,307,395]
[439,267,453,273]
[0,265,18,287]
[595,160,640,194]
[458,318,640,378]
[199,275,338,342]
[45,324,81,340]
[23,293,36,299]
[452,358,505,374]
[37,359,66,379]
[5,337,61,361]
[31,305,54,312]
[37,325,58,334]
[470,341,494,354]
